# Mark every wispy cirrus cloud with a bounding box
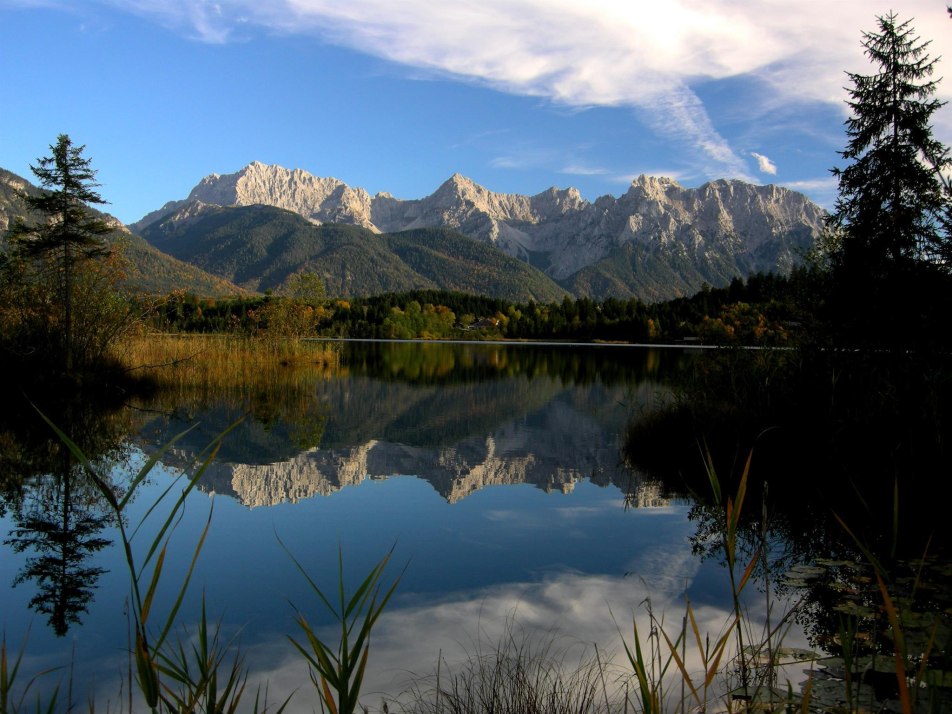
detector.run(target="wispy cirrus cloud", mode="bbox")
[784,177,838,193]
[781,176,839,209]
[558,164,611,176]
[96,0,952,181]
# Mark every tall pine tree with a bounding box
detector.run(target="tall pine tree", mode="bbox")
[827,13,952,346]
[9,135,112,374]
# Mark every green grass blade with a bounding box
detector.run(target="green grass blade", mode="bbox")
[139,441,220,575]
[119,423,201,512]
[277,534,338,618]
[140,544,168,625]
[154,504,214,651]
[658,622,701,707]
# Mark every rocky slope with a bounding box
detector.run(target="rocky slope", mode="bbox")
[132,162,826,300]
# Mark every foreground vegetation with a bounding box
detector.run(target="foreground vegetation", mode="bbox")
[119,333,338,389]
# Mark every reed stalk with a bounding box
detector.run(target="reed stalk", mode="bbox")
[834,508,943,714]
[0,635,59,714]
[283,545,402,714]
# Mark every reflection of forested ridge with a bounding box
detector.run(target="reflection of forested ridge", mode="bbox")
[136,341,676,460]
[338,341,682,388]
[318,375,562,448]
[142,374,567,503]
[138,372,560,464]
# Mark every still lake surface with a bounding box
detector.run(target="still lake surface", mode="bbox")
[0,341,801,710]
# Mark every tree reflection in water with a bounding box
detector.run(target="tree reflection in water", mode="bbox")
[623,345,952,707]
[0,393,131,635]
[6,458,111,636]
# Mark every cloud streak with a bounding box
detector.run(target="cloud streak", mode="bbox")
[99,0,952,181]
[752,152,777,175]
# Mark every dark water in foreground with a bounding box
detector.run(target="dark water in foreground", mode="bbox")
[5,340,927,710]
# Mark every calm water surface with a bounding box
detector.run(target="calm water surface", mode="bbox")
[0,342,797,709]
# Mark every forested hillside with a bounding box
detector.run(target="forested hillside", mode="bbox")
[1,167,242,296]
[139,202,570,302]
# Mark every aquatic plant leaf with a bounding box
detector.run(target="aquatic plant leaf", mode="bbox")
[876,571,911,714]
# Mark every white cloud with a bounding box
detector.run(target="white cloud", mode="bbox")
[751,152,777,175]
[781,176,840,209]
[783,177,838,193]
[489,156,522,169]
[99,1,952,177]
[638,86,755,181]
[559,164,611,176]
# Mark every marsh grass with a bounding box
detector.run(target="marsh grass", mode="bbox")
[117,333,339,392]
[154,599,256,714]
[38,412,239,713]
[116,334,341,441]
[619,450,805,714]
[26,412,296,714]
[403,619,612,714]
[1,634,60,714]
[830,512,952,714]
[2,409,395,714]
[397,451,809,714]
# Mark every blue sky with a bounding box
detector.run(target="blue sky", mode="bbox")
[1,1,950,224]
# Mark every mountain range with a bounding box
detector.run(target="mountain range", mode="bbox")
[2,160,827,302]
[132,162,827,301]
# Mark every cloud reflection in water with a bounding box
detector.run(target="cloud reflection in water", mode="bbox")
[242,532,799,712]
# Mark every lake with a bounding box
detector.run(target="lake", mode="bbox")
[1,340,928,712]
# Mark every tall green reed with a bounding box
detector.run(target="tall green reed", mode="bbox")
[25,408,401,714]
[283,544,401,714]
[621,448,803,713]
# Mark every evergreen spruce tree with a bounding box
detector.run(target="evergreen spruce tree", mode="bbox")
[9,135,112,374]
[827,13,952,346]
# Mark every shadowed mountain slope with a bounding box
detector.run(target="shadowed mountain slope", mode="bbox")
[138,201,570,301]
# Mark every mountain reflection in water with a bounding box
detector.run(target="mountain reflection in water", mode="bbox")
[138,342,678,507]
[3,341,760,710]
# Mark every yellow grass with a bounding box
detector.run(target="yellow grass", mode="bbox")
[117,333,340,392]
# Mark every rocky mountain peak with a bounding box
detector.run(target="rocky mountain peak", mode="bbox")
[433,173,486,203]
[632,174,680,187]
[626,174,681,201]
[131,161,827,300]
[530,186,587,216]
[167,199,216,224]
[181,162,376,230]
